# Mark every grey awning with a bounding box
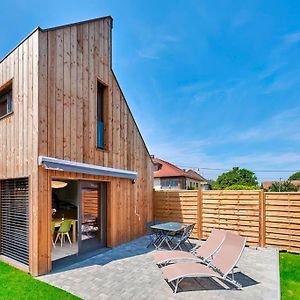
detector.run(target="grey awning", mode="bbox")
[38,156,137,180]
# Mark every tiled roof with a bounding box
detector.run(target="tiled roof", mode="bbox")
[152,157,208,182]
[186,169,208,182]
[262,180,300,189]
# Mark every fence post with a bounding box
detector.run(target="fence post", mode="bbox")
[197,189,203,240]
[152,190,156,222]
[259,190,266,247]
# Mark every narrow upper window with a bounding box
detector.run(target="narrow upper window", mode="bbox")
[97,81,106,149]
[0,81,13,119]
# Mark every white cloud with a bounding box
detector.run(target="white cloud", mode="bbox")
[150,138,300,182]
[229,152,300,166]
[236,108,300,143]
[148,106,300,182]
[284,31,300,45]
[230,10,251,29]
[137,34,179,60]
[137,51,160,60]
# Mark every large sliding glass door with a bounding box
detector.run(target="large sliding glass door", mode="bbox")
[51,180,107,267]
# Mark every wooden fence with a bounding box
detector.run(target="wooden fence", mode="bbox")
[153,190,199,238]
[153,190,300,253]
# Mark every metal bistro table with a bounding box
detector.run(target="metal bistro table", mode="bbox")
[150,222,187,250]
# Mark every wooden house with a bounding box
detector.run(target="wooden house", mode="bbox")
[0,16,153,276]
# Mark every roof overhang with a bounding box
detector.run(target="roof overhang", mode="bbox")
[38,156,137,180]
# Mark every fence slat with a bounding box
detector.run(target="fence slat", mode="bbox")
[154,190,198,238]
[154,190,300,253]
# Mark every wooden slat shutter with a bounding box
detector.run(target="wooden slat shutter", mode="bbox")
[0,178,29,265]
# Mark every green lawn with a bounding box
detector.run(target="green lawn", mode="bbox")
[0,261,81,300]
[280,252,300,300]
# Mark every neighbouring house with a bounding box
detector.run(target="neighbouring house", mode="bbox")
[0,17,153,276]
[152,156,209,190]
[262,180,300,190]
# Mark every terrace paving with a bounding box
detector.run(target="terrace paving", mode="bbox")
[39,236,280,300]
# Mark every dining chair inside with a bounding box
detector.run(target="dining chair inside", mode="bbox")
[54,220,72,247]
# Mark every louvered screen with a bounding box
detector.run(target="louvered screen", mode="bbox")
[0,178,29,265]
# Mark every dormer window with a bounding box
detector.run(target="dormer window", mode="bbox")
[0,81,13,119]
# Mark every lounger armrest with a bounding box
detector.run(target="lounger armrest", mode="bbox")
[190,244,201,254]
[207,263,224,276]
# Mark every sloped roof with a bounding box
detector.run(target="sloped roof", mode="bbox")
[262,180,300,189]
[186,169,208,182]
[153,157,208,182]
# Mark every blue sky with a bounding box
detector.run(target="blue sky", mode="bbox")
[1,0,300,182]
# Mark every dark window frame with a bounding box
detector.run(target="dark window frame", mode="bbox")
[96,79,108,150]
[0,80,13,120]
[161,178,179,188]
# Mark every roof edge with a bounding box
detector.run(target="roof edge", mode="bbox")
[153,157,208,182]
[111,70,153,160]
[40,16,113,32]
[0,27,40,64]
[154,173,208,182]
[0,16,113,64]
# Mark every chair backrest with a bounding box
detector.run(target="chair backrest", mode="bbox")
[145,221,155,229]
[210,231,246,276]
[58,220,72,233]
[51,221,56,235]
[180,223,195,241]
[195,228,226,260]
[186,223,195,237]
[172,223,195,250]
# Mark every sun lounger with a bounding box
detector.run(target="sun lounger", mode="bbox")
[160,231,246,293]
[153,228,226,266]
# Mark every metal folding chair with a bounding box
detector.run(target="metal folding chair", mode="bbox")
[171,223,195,250]
[145,221,163,248]
[154,230,173,250]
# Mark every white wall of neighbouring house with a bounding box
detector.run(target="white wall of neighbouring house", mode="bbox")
[185,178,209,190]
[186,178,201,189]
[153,178,161,190]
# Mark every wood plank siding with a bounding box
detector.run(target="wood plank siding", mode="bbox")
[0,31,39,182]
[0,17,153,275]
[0,30,40,275]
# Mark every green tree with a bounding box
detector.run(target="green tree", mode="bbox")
[224,184,260,190]
[207,179,215,189]
[288,171,300,181]
[213,167,258,190]
[268,181,298,192]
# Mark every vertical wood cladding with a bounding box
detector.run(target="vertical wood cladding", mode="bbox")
[37,18,153,274]
[0,30,40,275]
[0,17,153,275]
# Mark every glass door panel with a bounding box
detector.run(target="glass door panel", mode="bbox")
[78,181,106,253]
[81,188,100,241]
